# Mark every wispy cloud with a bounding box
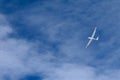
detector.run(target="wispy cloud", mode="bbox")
[0,14,54,80]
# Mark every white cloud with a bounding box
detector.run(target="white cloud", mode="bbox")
[43,63,120,80]
[0,15,33,79]
[0,14,54,79]
[44,63,96,80]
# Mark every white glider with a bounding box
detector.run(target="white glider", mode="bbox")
[86,27,99,48]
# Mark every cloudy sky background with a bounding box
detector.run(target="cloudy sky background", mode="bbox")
[0,0,120,80]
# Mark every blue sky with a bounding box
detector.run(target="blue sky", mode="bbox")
[0,0,120,80]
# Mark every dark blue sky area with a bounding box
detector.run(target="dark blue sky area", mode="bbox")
[0,0,40,14]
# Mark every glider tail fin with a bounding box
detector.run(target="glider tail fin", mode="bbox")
[96,37,99,40]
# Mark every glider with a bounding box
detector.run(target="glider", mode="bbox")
[86,27,99,48]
